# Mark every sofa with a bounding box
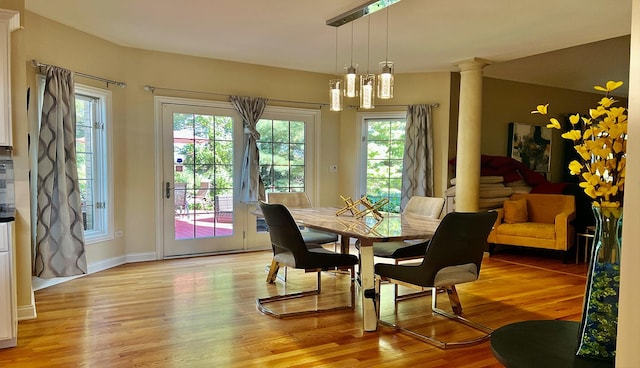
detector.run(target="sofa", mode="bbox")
[487,193,576,260]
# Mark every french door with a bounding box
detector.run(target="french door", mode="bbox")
[161,102,245,257]
[158,97,320,257]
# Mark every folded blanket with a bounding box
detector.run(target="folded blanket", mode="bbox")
[445,185,513,198]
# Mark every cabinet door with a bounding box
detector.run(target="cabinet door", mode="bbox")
[0,252,12,341]
[0,223,6,251]
[0,9,19,147]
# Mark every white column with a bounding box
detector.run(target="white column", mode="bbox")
[454,58,488,212]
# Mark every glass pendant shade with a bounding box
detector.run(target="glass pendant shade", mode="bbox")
[377,61,394,99]
[359,74,376,109]
[329,79,343,111]
[344,65,358,98]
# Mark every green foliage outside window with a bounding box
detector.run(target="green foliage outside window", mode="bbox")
[365,119,406,213]
[173,113,234,200]
[257,119,305,193]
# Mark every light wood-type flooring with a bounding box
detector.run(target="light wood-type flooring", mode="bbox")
[0,246,588,368]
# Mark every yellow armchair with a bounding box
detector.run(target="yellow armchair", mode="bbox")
[487,193,576,261]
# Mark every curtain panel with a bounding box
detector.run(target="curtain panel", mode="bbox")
[230,95,269,203]
[400,104,434,209]
[34,66,87,278]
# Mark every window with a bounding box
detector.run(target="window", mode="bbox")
[74,87,113,242]
[361,115,406,213]
[257,119,306,193]
[37,77,113,243]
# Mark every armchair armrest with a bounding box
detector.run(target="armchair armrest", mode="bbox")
[554,210,577,249]
[487,208,503,244]
[493,208,504,228]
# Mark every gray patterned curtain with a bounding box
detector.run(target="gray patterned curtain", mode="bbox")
[34,66,87,278]
[400,104,434,209]
[230,95,269,203]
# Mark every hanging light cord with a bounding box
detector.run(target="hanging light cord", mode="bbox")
[350,23,354,67]
[385,7,389,64]
[335,27,339,74]
[367,15,371,73]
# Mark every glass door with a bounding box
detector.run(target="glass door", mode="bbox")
[162,103,244,257]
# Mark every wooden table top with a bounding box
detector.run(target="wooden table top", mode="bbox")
[287,207,441,244]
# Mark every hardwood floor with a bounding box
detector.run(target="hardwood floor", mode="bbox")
[0,246,587,367]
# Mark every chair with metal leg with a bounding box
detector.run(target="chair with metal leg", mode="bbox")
[257,201,359,318]
[360,196,445,301]
[374,211,498,349]
[265,192,340,282]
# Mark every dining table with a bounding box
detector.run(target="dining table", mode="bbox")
[286,207,441,332]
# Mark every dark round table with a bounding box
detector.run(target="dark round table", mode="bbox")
[490,320,614,368]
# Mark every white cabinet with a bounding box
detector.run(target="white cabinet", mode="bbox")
[0,9,19,147]
[0,222,15,348]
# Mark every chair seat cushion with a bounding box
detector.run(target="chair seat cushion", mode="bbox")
[373,240,429,258]
[496,222,555,239]
[301,229,338,245]
[434,263,478,287]
[277,247,358,270]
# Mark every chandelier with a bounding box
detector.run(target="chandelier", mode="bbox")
[326,0,400,110]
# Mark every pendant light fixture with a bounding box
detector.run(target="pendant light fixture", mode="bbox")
[329,27,343,111]
[360,16,375,109]
[344,23,358,98]
[377,7,394,99]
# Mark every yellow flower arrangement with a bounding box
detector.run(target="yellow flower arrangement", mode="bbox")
[531,81,627,209]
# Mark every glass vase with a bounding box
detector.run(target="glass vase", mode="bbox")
[576,205,622,360]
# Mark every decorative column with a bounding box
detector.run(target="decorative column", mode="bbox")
[455,58,488,212]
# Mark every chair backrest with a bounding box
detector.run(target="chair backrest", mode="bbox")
[403,196,445,218]
[258,201,309,261]
[174,182,187,207]
[266,192,312,209]
[414,211,498,287]
[195,180,211,198]
[215,194,233,213]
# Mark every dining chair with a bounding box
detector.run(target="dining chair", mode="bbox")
[360,196,445,301]
[265,192,339,281]
[257,201,359,318]
[374,211,498,349]
[174,182,189,216]
[192,180,211,211]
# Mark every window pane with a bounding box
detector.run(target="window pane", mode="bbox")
[273,143,289,165]
[290,121,304,143]
[290,143,304,165]
[215,116,233,141]
[257,119,272,141]
[272,120,289,143]
[273,166,290,188]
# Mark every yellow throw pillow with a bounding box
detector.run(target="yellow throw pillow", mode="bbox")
[503,199,528,224]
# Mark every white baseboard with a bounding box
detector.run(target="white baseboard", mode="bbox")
[30,252,158,293]
[17,303,37,321]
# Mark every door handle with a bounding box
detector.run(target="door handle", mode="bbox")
[166,182,171,198]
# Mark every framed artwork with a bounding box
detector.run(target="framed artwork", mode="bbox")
[507,122,552,173]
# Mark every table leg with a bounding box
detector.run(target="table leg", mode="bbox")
[359,240,377,332]
[340,235,350,254]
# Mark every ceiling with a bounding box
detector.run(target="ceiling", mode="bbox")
[24,0,633,95]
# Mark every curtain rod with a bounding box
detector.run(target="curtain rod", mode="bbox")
[143,85,439,111]
[30,60,127,88]
[349,103,440,110]
[143,85,328,108]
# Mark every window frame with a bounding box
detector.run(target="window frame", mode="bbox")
[258,106,320,200]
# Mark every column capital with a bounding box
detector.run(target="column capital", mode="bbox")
[456,58,492,72]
